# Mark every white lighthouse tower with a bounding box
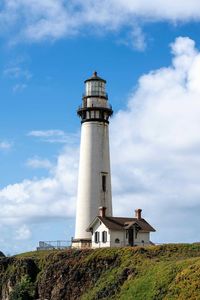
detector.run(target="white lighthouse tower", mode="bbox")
[72,72,113,248]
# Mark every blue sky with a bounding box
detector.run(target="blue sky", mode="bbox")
[1,1,200,254]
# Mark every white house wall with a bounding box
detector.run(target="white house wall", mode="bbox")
[109,230,126,247]
[91,219,110,248]
[91,220,152,248]
[134,232,150,246]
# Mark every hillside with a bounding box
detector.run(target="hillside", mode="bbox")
[0,244,200,300]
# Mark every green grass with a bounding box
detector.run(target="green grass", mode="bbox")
[1,244,200,300]
[81,245,200,300]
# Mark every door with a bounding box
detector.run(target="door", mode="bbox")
[128,228,134,246]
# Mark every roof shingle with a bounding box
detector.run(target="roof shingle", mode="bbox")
[88,216,155,232]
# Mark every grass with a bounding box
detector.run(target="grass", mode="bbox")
[1,244,200,300]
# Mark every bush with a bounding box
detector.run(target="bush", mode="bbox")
[10,275,35,300]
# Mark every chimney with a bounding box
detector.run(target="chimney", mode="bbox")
[135,209,142,220]
[99,206,106,218]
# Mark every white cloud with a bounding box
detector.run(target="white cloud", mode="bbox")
[28,130,66,138]
[15,225,31,240]
[28,130,79,143]
[0,146,78,227]
[110,36,200,243]
[118,25,146,51]
[26,157,52,169]
[1,0,200,45]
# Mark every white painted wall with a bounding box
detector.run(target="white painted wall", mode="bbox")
[109,230,126,247]
[91,220,151,248]
[91,219,110,248]
[134,232,150,246]
[75,121,112,239]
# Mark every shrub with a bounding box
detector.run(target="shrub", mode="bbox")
[10,275,35,300]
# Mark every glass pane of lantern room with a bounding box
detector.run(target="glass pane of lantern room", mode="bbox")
[86,82,92,96]
[91,81,97,95]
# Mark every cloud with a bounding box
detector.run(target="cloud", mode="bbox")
[119,25,146,51]
[0,146,78,227]
[13,83,27,93]
[110,36,200,243]
[28,130,66,138]
[0,141,12,150]
[3,59,32,92]
[1,1,200,45]
[3,66,32,80]
[28,130,79,144]
[26,157,53,169]
[15,225,31,240]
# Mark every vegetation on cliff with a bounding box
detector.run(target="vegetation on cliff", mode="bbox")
[0,244,200,299]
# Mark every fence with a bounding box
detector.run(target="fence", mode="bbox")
[37,240,158,250]
[37,240,71,251]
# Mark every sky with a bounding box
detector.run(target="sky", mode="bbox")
[1,0,200,254]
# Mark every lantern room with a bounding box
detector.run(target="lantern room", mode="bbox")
[84,71,107,98]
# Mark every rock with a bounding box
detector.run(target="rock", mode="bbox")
[0,251,5,258]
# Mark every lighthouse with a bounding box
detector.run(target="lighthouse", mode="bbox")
[72,72,113,248]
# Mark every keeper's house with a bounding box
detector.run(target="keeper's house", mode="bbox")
[87,207,155,248]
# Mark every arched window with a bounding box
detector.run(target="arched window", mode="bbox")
[115,238,120,244]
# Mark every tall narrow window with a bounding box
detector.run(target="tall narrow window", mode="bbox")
[102,231,107,243]
[95,231,99,243]
[102,175,106,192]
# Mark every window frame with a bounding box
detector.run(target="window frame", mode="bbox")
[102,231,107,243]
[94,231,99,243]
[102,175,106,192]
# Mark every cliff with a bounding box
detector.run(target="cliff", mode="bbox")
[0,244,200,300]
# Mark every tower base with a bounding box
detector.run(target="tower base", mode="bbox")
[71,238,92,249]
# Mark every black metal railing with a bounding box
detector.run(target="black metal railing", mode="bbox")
[82,92,108,98]
[78,104,112,110]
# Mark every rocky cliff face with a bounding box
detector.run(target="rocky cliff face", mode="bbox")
[1,244,200,300]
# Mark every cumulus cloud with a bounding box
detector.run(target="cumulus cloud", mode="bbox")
[1,36,200,252]
[0,146,78,227]
[1,0,200,45]
[110,36,200,243]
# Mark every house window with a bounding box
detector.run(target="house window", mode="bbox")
[115,238,120,244]
[95,232,99,243]
[102,175,106,192]
[102,231,107,243]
